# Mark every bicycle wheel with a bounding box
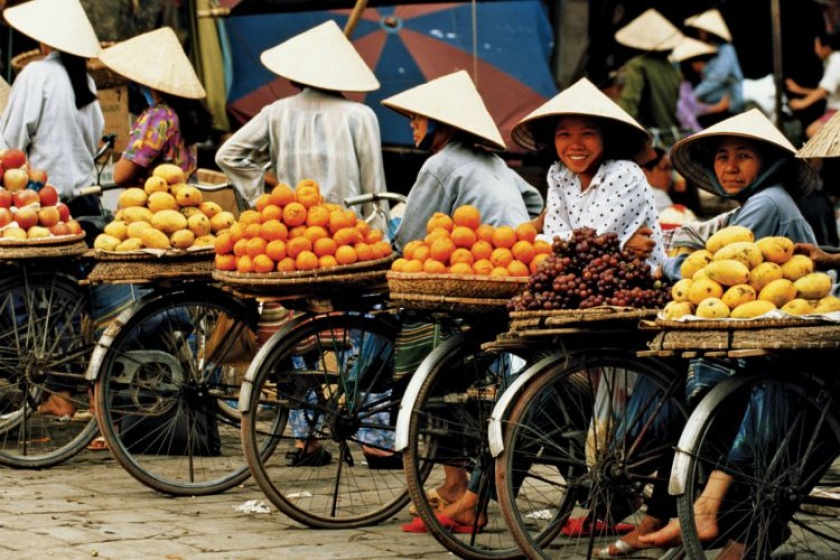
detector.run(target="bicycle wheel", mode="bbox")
[496,351,685,559]
[676,369,840,559]
[240,310,405,528]
[92,285,259,495]
[0,271,98,467]
[403,330,536,559]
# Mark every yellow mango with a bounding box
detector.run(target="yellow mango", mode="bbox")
[144,175,169,195]
[680,249,714,279]
[730,299,777,319]
[780,254,814,281]
[695,297,730,319]
[721,284,756,309]
[705,226,754,254]
[176,185,203,207]
[170,229,195,249]
[814,295,840,313]
[662,301,694,320]
[103,220,128,241]
[713,241,763,269]
[121,206,154,224]
[193,234,216,247]
[671,278,693,302]
[748,262,784,293]
[688,277,724,305]
[780,298,815,316]
[703,260,750,286]
[793,272,832,299]
[147,191,179,213]
[187,213,212,237]
[114,238,143,252]
[118,187,148,209]
[140,227,171,250]
[152,163,186,185]
[209,211,236,233]
[93,233,120,251]
[126,221,152,239]
[758,278,798,308]
[151,209,188,235]
[755,236,794,264]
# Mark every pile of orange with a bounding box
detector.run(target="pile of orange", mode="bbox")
[391,205,550,276]
[214,180,392,273]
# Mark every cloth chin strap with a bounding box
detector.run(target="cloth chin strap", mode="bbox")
[706,157,786,200]
[418,119,438,151]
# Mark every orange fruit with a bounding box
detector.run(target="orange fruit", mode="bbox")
[335,245,358,265]
[402,259,423,273]
[423,259,447,273]
[306,205,330,227]
[261,204,283,222]
[426,212,454,233]
[475,224,495,243]
[449,247,475,266]
[372,240,392,258]
[245,237,268,258]
[333,227,360,246]
[365,229,384,244]
[354,242,375,261]
[329,209,357,233]
[507,260,530,277]
[449,262,473,275]
[229,222,247,243]
[530,252,550,273]
[304,225,329,243]
[289,225,307,239]
[490,247,514,268]
[260,219,288,242]
[470,240,493,261]
[413,244,431,263]
[252,253,275,273]
[265,239,287,261]
[313,237,337,257]
[243,223,262,240]
[429,237,456,263]
[473,259,494,275]
[425,227,451,245]
[276,257,296,272]
[402,240,425,261]
[214,231,234,255]
[282,202,307,227]
[515,222,538,242]
[270,183,296,207]
[490,267,510,277]
[391,257,409,271]
[215,253,236,271]
[233,238,249,257]
[235,254,253,273]
[295,250,319,270]
[239,209,262,226]
[296,188,321,209]
[453,205,481,229]
[255,193,273,212]
[450,226,477,248]
[492,225,517,249]
[319,254,338,269]
[533,240,552,255]
[286,236,312,258]
[355,220,370,237]
[511,240,536,264]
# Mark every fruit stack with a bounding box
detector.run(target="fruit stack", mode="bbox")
[213,180,391,274]
[0,148,84,241]
[390,205,548,276]
[94,164,234,253]
[662,225,840,319]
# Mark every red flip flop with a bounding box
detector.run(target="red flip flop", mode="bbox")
[560,516,635,537]
[401,513,483,534]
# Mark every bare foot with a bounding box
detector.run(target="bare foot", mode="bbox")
[639,501,720,548]
[435,465,469,506]
[437,491,486,528]
[38,391,76,418]
[716,540,745,560]
[594,514,665,557]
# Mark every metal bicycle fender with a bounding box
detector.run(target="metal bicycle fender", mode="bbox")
[394,334,466,451]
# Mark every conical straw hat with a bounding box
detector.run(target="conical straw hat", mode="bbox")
[381,70,505,150]
[98,27,206,99]
[671,109,816,197]
[4,0,100,58]
[511,77,650,159]
[796,110,840,158]
[614,8,683,52]
[0,77,9,115]
[684,9,732,43]
[670,36,717,63]
[260,20,379,93]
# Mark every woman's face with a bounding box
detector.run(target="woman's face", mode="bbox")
[713,138,764,195]
[410,114,428,148]
[644,155,674,192]
[554,116,605,181]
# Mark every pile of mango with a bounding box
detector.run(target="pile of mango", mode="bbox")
[93,164,235,252]
[663,225,840,319]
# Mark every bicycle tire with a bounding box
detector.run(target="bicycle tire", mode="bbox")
[0,271,98,467]
[240,310,407,528]
[92,285,259,495]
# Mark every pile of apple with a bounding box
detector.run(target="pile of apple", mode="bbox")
[0,148,84,241]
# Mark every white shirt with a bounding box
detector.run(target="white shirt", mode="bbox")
[0,51,104,195]
[542,159,666,267]
[215,88,387,210]
[819,51,840,111]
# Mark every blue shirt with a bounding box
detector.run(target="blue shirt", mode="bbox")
[693,43,744,113]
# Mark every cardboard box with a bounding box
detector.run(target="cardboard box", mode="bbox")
[98,85,130,154]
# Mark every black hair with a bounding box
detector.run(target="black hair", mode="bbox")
[159,92,213,145]
[818,30,840,51]
[641,146,667,170]
[58,51,97,109]
[528,115,646,162]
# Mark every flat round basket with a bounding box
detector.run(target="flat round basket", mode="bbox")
[212,255,395,295]
[386,271,527,299]
[11,43,125,88]
[93,247,215,261]
[85,257,215,284]
[389,292,510,317]
[0,233,87,259]
[509,306,658,333]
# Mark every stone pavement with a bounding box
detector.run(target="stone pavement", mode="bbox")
[0,450,456,560]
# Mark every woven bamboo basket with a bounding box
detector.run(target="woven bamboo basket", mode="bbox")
[85,257,215,284]
[92,246,215,262]
[0,233,87,259]
[386,271,527,299]
[389,291,511,317]
[509,307,659,333]
[11,42,125,88]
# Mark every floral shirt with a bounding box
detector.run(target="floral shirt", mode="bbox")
[122,102,197,179]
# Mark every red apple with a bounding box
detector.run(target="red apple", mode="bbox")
[2,227,26,240]
[12,188,39,209]
[4,168,29,192]
[28,167,48,186]
[37,206,60,227]
[0,188,11,209]
[56,202,71,222]
[0,207,12,228]
[13,207,38,230]
[49,221,69,236]
[38,184,58,207]
[66,219,83,235]
[1,148,27,169]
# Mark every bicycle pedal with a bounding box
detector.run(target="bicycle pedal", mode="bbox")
[466,385,498,401]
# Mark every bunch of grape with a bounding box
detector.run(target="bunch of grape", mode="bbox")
[509,227,671,311]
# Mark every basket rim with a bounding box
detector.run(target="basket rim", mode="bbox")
[0,232,86,246]
[652,316,826,329]
[510,306,658,318]
[386,271,528,284]
[213,254,395,283]
[93,246,215,261]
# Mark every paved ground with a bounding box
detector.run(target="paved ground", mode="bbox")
[0,450,456,560]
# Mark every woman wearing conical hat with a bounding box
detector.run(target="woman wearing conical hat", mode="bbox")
[382,69,543,252]
[0,0,103,215]
[215,20,387,224]
[671,36,728,134]
[98,26,212,187]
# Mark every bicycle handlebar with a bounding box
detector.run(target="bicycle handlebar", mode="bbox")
[343,192,407,208]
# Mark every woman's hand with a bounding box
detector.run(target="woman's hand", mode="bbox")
[795,242,840,270]
[625,225,655,258]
